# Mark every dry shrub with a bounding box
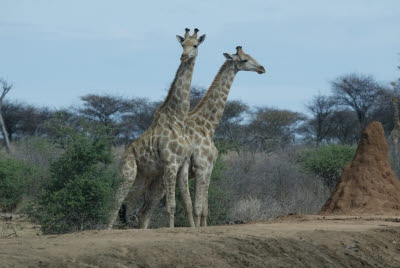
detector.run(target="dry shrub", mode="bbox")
[12,137,60,174]
[230,196,263,222]
[220,146,330,222]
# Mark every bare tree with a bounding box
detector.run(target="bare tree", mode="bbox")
[331,73,385,131]
[1,101,23,140]
[0,79,12,152]
[369,87,396,134]
[302,95,337,145]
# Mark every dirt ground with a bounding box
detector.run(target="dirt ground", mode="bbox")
[1,215,400,268]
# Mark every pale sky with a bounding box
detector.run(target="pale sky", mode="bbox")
[1,0,399,113]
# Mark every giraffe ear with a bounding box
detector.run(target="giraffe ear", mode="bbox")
[176,35,185,44]
[223,53,234,60]
[197,34,206,45]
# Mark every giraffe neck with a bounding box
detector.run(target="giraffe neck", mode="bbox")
[155,57,195,123]
[393,99,400,128]
[190,60,237,131]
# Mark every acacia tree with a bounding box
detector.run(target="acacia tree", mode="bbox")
[328,109,360,144]
[0,79,12,153]
[79,94,133,138]
[247,107,306,152]
[214,100,249,141]
[119,98,159,143]
[189,86,207,109]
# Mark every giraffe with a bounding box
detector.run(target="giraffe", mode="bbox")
[125,46,265,227]
[389,82,400,175]
[108,28,206,229]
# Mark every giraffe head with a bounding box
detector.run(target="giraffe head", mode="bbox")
[223,46,266,74]
[176,28,206,62]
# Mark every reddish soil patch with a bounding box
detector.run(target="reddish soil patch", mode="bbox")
[321,121,400,215]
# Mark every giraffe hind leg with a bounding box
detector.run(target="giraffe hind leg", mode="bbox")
[200,167,213,227]
[177,160,195,227]
[193,168,208,227]
[139,178,165,229]
[108,156,137,229]
[124,176,148,227]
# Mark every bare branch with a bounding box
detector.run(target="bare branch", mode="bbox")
[0,79,13,102]
[0,78,13,153]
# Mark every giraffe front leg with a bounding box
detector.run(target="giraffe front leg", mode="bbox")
[177,160,195,227]
[164,164,179,228]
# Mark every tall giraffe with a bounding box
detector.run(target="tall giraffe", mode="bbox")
[108,28,205,229]
[125,46,265,227]
[389,82,400,175]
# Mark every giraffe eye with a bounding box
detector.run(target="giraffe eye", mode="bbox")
[193,45,198,48]
[241,59,248,63]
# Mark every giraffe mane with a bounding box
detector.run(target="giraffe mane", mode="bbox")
[190,60,230,115]
[153,60,187,121]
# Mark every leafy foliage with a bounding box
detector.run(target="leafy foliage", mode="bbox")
[297,144,357,192]
[37,116,123,234]
[206,153,231,225]
[0,155,42,212]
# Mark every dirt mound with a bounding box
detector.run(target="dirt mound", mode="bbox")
[321,121,400,215]
[1,216,400,267]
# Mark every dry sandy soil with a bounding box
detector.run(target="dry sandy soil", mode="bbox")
[1,214,400,268]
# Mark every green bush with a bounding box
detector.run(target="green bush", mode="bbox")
[37,116,123,234]
[207,152,230,225]
[297,144,356,192]
[214,139,242,154]
[0,155,42,212]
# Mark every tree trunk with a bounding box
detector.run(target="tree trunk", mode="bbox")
[0,111,11,153]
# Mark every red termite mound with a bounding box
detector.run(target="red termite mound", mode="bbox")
[320,121,400,215]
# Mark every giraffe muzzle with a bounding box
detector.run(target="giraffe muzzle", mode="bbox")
[180,54,189,62]
[257,66,266,74]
